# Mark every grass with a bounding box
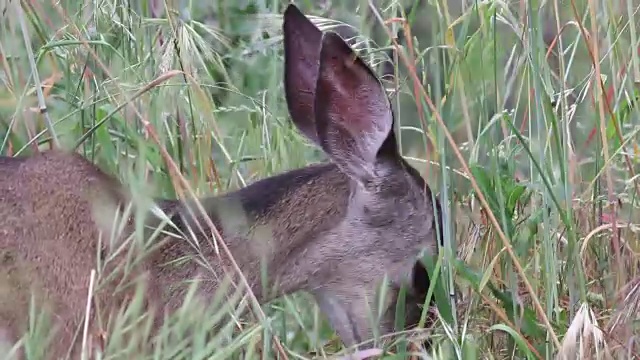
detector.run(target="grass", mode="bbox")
[2,0,640,358]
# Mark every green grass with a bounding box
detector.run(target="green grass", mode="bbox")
[2,0,640,358]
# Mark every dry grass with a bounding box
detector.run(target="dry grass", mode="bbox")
[3,0,640,359]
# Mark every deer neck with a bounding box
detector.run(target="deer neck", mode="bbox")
[149,163,351,303]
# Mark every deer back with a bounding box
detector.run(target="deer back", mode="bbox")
[0,150,153,358]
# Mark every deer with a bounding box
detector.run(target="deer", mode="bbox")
[0,4,444,359]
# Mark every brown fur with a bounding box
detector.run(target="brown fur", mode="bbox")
[0,5,444,359]
[0,151,144,359]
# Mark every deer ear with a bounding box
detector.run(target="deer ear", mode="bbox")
[283,4,323,146]
[313,32,398,184]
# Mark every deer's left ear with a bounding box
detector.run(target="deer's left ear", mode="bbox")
[283,4,324,146]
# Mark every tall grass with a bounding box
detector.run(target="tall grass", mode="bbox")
[2,0,640,358]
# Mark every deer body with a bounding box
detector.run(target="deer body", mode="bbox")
[0,5,442,359]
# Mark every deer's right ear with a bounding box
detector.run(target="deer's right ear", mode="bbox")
[313,32,397,185]
[283,4,323,146]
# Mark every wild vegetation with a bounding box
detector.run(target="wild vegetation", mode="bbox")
[1,0,640,359]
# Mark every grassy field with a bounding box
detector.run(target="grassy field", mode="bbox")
[2,0,640,358]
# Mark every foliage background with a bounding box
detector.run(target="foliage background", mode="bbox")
[2,0,640,358]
